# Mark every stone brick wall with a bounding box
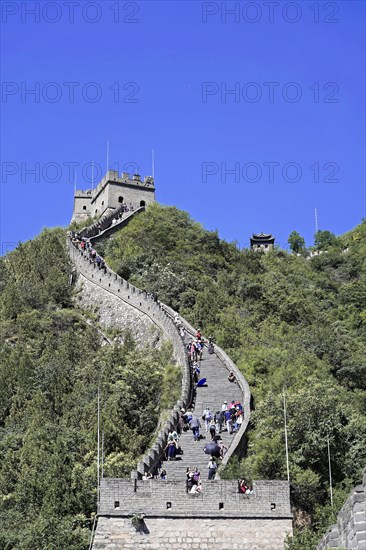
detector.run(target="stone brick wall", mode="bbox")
[68,241,194,479]
[98,478,292,519]
[107,181,155,212]
[73,190,93,222]
[75,273,165,349]
[92,517,293,550]
[79,205,142,241]
[317,468,366,550]
[68,230,252,482]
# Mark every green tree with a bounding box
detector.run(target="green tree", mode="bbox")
[314,230,339,250]
[288,231,306,254]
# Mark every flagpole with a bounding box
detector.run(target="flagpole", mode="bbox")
[97,385,100,508]
[327,433,333,507]
[283,387,290,482]
[152,149,155,178]
[101,430,104,479]
[106,141,109,173]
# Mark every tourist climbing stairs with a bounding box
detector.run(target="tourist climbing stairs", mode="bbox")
[159,332,243,482]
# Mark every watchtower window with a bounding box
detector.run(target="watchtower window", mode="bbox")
[118,196,123,203]
[102,201,104,206]
[83,206,87,210]
[140,200,146,207]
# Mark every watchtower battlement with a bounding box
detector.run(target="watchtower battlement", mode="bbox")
[72,169,155,223]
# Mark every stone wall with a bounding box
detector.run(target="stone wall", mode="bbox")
[92,517,293,550]
[73,190,93,222]
[99,478,292,519]
[162,304,251,470]
[75,273,165,349]
[317,468,366,550]
[106,181,155,212]
[68,241,194,479]
[91,180,154,218]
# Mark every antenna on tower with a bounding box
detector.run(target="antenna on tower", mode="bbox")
[106,140,109,173]
[91,161,94,190]
[152,148,155,178]
[315,207,319,233]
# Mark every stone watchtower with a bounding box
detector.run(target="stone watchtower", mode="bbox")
[250,233,275,253]
[71,169,155,223]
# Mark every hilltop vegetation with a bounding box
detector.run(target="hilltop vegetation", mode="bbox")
[0,229,177,549]
[1,208,365,549]
[100,203,366,548]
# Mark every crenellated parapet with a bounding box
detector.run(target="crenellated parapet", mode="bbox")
[317,468,366,550]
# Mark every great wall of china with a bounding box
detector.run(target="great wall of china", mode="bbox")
[68,197,365,550]
[68,205,293,550]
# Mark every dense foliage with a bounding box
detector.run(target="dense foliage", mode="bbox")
[100,204,366,548]
[0,228,177,549]
[1,209,365,549]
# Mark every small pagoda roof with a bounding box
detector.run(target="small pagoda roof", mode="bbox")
[251,233,275,242]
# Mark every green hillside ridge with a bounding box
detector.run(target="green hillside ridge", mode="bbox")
[96,204,366,549]
[0,209,365,549]
[0,228,178,549]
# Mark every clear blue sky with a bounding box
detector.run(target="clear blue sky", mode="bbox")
[1,0,365,253]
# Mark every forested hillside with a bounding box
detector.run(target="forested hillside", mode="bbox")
[1,209,365,549]
[99,204,366,549]
[0,229,178,549]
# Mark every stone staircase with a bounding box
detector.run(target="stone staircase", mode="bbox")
[160,338,242,482]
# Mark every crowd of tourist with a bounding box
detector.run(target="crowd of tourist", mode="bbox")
[202,400,244,437]
[71,235,107,271]
[71,201,140,241]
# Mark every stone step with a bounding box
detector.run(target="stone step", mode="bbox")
[162,341,244,481]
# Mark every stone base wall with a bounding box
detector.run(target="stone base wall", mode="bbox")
[92,516,293,550]
[317,468,366,550]
[75,273,164,349]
